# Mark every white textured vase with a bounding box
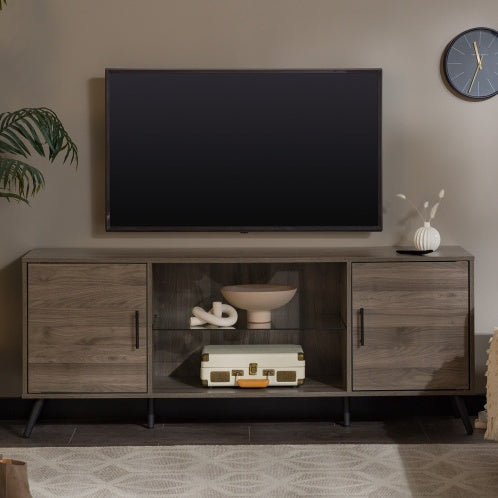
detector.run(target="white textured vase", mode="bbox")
[413,222,440,251]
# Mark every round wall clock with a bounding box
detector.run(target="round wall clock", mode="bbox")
[444,27,498,99]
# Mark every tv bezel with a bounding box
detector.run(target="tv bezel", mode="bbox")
[105,68,382,232]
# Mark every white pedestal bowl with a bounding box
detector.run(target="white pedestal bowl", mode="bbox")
[221,284,297,329]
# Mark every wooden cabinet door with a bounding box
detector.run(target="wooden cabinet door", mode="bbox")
[352,261,469,391]
[27,264,147,393]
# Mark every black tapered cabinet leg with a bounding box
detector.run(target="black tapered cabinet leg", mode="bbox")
[450,396,461,418]
[453,396,473,435]
[147,398,155,429]
[343,397,351,427]
[23,399,45,438]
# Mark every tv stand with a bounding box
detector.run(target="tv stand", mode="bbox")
[22,246,475,435]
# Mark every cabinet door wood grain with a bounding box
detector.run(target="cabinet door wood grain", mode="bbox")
[28,264,147,393]
[352,261,469,391]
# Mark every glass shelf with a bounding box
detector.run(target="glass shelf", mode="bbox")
[152,326,346,333]
[152,315,346,333]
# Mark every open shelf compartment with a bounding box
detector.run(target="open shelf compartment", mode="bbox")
[152,262,348,395]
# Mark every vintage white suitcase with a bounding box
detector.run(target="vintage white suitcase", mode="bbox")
[200,344,305,387]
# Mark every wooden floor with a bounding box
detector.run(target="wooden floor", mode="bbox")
[0,417,492,447]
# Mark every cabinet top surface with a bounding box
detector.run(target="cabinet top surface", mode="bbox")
[22,246,473,263]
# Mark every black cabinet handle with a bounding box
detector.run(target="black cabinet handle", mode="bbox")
[135,310,140,349]
[360,307,365,346]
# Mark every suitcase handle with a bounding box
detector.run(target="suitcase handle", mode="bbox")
[237,379,270,388]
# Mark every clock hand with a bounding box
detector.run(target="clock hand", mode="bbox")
[468,54,484,93]
[473,41,483,69]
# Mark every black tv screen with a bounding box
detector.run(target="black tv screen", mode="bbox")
[106,69,382,231]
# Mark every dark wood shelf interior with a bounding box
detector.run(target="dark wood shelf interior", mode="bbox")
[153,328,347,392]
[152,262,348,392]
[152,262,347,331]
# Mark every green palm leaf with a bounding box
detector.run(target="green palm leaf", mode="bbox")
[0,107,77,202]
[0,0,6,11]
[0,108,78,164]
[0,157,45,204]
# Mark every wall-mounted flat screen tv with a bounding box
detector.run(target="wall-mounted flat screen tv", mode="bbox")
[106,69,382,231]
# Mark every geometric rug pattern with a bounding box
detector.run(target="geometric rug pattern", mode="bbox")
[1,444,498,497]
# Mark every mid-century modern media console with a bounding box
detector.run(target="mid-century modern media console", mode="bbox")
[21,246,475,436]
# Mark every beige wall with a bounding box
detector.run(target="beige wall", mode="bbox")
[1,0,497,395]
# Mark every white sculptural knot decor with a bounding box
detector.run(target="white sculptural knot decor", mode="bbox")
[397,189,445,251]
[190,301,238,328]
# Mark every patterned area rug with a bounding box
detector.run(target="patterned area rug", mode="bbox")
[1,444,498,497]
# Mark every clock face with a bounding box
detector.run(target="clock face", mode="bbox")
[444,27,498,99]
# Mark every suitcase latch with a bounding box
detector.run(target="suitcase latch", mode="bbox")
[249,363,258,375]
